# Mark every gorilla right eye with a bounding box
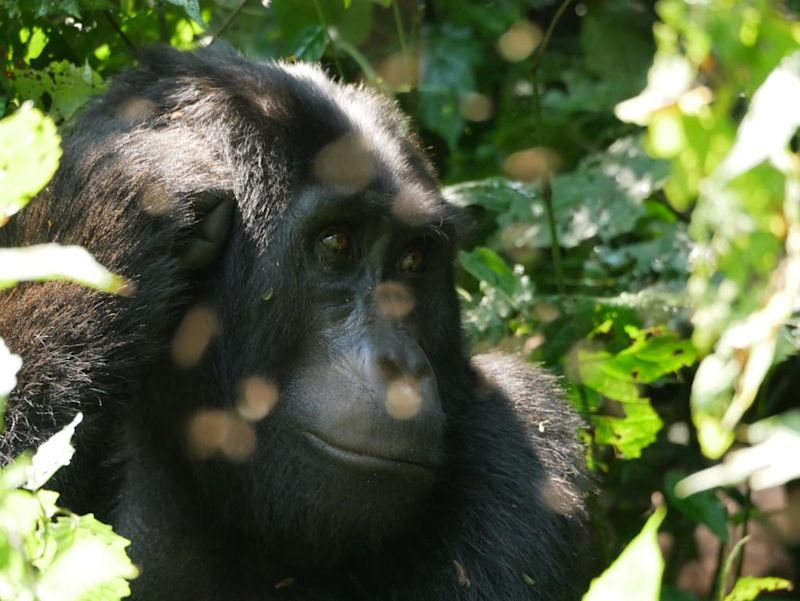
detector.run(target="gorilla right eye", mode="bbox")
[319,226,354,264]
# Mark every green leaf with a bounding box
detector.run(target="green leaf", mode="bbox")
[458,247,518,299]
[592,402,663,459]
[291,26,329,62]
[418,25,480,149]
[23,413,83,492]
[583,507,666,601]
[0,338,22,409]
[162,0,204,25]
[0,244,126,293]
[35,513,138,600]
[0,105,61,220]
[723,576,792,601]
[444,177,540,213]
[13,61,105,123]
[445,138,669,250]
[664,471,728,542]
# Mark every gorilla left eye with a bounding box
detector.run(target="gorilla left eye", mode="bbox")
[399,248,425,273]
[319,227,354,263]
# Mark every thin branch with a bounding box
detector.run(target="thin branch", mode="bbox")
[312,0,345,79]
[211,0,248,43]
[531,0,576,73]
[104,10,136,53]
[529,0,575,295]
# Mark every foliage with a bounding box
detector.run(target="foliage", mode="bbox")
[583,506,667,601]
[0,0,798,599]
[0,103,137,598]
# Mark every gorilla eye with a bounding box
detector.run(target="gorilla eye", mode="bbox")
[319,227,354,264]
[399,247,425,273]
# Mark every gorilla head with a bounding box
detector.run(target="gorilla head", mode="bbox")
[0,46,588,600]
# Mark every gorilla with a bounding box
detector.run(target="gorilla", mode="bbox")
[0,46,587,600]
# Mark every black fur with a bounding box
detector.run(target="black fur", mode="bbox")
[0,46,588,600]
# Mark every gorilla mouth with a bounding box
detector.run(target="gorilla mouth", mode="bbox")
[304,432,437,473]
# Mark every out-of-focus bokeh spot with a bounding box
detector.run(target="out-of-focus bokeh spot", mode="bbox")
[378,52,420,90]
[453,560,471,588]
[502,147,560,182]
[497,21,542,63]
[375,280,415,320]
[537,478,581,516]
[137,181,174,215]
[385,376,422,420]
[115,96,156,125]
[458,92,493,122]
[170,304,219,369]
[391,188,435,228]
[237,376,279,422]
[499,223,542,264]
[274,577,294,590]
[187,409,256,461]
[534,302,560,323]
[523,333,546,354]
[313,133,374,193]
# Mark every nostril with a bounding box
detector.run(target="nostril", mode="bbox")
[376,356,403,381]
[376,354,431,383]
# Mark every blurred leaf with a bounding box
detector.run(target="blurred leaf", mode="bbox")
[723,576,792,601]
[419,24,481,149]
[445,138,669,249]
[35,513,138,600]
[272,0,373,46]
[0,338,22,409]
[445,177,539,213]
[162,0,204,25]
[0,104,61,221]
[714,52,800,182]
[660,585,700,601]
[0,244,126,293]
[13,61,105,123]
[459,247,518,299]
[664,471,728,542]
[583,506,666,601]
[291,25,329,62]
[23,413,82,492]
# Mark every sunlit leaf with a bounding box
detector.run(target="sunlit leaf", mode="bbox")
[0,339,22,407]
[0,244,126,293]
[35,513,138,601]
[723,576,793,601]
[0,104,61,220]
[583,507,666,601]
[12,60,104,124]
[23,413,82,492]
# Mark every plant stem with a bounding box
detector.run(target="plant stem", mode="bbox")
[212,0,248,42]
[312,0,345,79]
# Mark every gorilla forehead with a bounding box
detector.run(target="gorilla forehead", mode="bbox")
[112,46,449,233]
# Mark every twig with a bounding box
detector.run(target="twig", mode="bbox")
[531,0,576,73]
[104,10,136,53]
[312,0,345,79]
[529,0,574,295]
[212,0,248,42]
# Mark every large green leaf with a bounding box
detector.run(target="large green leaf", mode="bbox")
[583,507,666,601]
[0,105,60,221]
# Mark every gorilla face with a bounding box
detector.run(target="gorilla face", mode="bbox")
[230,178,466,541]
[168,77,466,546]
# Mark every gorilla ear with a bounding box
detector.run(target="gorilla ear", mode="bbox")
[175,189,236,270]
